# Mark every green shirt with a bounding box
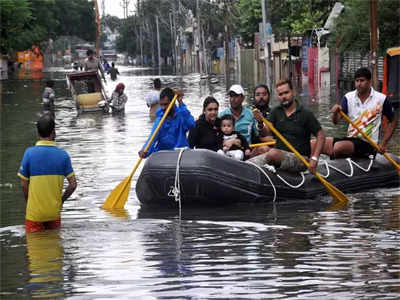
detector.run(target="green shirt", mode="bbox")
[269,99,321,156]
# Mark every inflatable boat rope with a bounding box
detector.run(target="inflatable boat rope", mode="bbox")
[168,148,186,215]
[248,155,375,200]
[167,151,374,208]
[319,156,374,178]
[247,161,278,202]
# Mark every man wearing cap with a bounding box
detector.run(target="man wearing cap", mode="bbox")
[219,84,269,158]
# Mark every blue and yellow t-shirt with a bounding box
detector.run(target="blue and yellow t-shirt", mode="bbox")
[17,141,74,222]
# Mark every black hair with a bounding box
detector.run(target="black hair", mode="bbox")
[46,80,54,88]
[159,87,175,101]
[254,84,270,97]
[111,62,115,67]
[220,114,235,126]
[86,49,94,56]
[203,96,219,111]
[154,78,162,89]
[36,113,55,138]
[354,67,372,80]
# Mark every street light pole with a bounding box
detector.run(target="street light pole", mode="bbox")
[156,15,161,75]
[369,0,378,89]
[261,0,270,89]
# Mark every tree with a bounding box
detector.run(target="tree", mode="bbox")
[0,0,33,54]
[329,0,400,55]
[0,0,96,55]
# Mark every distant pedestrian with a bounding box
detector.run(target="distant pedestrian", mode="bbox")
[108,62,119,81]
[145,78,162,120]
[17,114,77,233]
[103,59,111,73]
[83,49,106,82]
[109,83,128,113]
[42,80,55,117]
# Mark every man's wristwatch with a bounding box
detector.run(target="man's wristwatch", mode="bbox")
[311,156,318,162]
[257,122,265,131]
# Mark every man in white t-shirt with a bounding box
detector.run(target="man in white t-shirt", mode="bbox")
[146,78,162,120]
[316,67,396,159]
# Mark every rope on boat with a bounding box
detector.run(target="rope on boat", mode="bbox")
[168,148,186,215]
[318,155,374,178]
[276,172,306,188]
[247,161,277,202]
[249,155,375,198]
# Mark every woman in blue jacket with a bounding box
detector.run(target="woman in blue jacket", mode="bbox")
[139,87,195,158]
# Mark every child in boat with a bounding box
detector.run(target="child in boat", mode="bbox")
[217,115,250,161]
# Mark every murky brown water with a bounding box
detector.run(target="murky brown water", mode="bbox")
[1,66,399,299]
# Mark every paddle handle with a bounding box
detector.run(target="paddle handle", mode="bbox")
[249,141,275,148]
[258,113,310,168]
[257,110,349,205]
[340,111,400,173]
[142,94,179,155]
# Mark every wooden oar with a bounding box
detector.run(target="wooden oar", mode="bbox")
[102,94,179,210]
[339,110,400,174]
[249,141,275,148]
[255,110,349,205]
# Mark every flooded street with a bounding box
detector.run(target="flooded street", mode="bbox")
[1,66,400,299]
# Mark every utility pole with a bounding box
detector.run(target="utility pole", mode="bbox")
[196,0,202,74]
[369,0,378,89]
[94,0,101,57]
[223,1,230,87]
[169,12,175,71]
[156,15,161,75]
[261,0,271,89]
[138,0,143,65]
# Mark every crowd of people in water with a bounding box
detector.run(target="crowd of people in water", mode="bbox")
[20,59,397,233]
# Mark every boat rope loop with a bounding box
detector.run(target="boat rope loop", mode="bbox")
[247,162,277,202]
[276,172,306,189]
[317,155,374,178]
[249,155,375,199]
[168,148,186,214]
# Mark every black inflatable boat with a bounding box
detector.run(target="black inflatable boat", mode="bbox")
[136,149,400,207]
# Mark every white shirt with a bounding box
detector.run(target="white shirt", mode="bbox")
[342,87,392,143]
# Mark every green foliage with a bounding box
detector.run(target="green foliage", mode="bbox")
[329,0,400,55]
[0,0,32,54]
[0,0,96,55]
[102,15,122,32]
[235,0,262,44]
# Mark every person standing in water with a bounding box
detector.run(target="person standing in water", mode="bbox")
[17,114,77,232]
[145,78,162,120]
[108,62,120,81]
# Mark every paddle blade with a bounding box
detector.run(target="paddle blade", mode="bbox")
[102,175,132,210]
[316,173,349,205]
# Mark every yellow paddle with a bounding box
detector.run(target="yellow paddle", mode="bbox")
[255,110,349,205]
[249,141,275,148]
[339,110,400,175]
[102,94,179,210]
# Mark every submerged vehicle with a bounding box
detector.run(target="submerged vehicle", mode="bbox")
[136,149,400,208]
[66,70,109,113]
[382,46,400,107]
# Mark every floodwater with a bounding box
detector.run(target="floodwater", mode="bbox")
[1,66,399,299]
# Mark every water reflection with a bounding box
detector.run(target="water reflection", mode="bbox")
[26,230,64,298]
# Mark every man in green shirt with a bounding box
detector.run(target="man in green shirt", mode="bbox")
[247,79,326,174]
